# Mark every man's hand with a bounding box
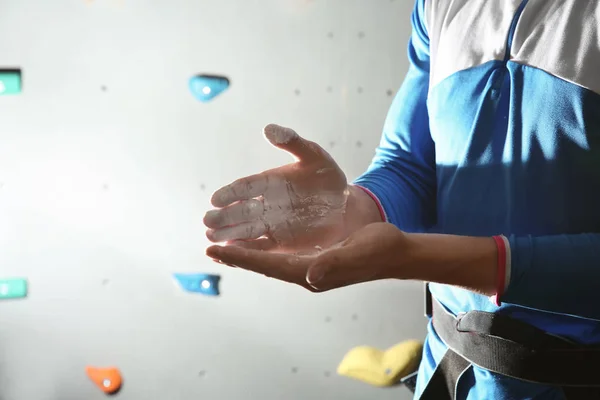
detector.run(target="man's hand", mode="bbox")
[206,221,499,295]
[206,222,412,292]
[204,124,350,253]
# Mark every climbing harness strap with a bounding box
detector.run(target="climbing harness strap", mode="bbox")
[418,283,600,399]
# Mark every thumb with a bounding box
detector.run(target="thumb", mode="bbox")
[306,244,356,287]
[263,124,322,163]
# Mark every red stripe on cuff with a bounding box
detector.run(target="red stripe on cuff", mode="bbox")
[353,185,387,222]
[491,235,507,306]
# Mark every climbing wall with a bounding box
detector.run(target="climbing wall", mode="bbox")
[0,0,426,399]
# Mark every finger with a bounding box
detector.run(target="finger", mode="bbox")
[263,124,322,163]
[211,174,269,208]
[226,237,278,251]
[306,258,332,286]
[206,220,268,243]
[204,199,264,229]
[206,245,309,285]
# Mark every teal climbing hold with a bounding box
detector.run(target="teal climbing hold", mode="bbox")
[0,69,22,95]
[189,75,230,102]
[0,278,28,299]
[174,273,220,296]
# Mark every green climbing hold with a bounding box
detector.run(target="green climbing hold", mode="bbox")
[0,278,28,299]
[0,69,22,95]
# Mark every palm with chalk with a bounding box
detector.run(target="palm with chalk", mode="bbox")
[204,124,350,253]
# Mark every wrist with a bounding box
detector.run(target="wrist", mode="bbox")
[402,233,498,296]
[342,185,385,238]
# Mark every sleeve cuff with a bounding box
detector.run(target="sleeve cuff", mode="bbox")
[490,235,511,306]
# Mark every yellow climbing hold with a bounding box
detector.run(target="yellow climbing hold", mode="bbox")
[337,339,423,387]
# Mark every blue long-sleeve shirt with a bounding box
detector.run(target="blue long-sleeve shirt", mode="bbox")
[354,0,600,398]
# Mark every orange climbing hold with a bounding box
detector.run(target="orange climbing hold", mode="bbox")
[86,366,123,395]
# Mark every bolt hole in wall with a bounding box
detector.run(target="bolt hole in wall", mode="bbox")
[0,0,418,400]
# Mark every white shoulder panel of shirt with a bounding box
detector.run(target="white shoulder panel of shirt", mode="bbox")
[424,0,600,96]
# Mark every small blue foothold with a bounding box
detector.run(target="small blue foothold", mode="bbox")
[173,273,220,296]
[189,75,230,102]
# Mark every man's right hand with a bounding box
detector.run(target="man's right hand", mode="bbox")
[203,124,351,254]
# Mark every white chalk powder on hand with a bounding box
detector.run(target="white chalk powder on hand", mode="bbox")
[264,124,297,145]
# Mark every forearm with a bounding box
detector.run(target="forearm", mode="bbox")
[351,0,436,235]
[395,233,499,296]
[394,231,600,321]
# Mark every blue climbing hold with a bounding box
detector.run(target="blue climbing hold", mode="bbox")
[189,75,230,102]
[173,273,221,296]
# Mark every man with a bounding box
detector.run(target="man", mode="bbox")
[204,0,600,398]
